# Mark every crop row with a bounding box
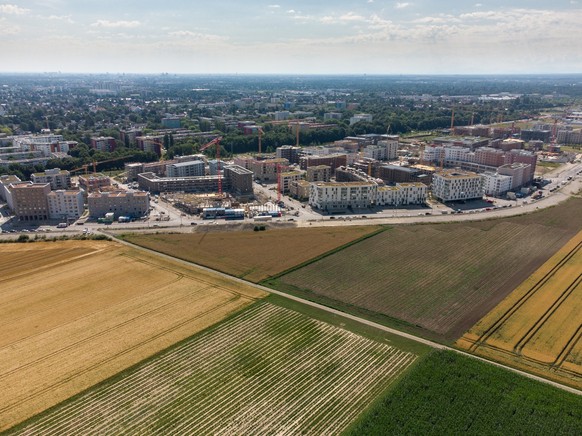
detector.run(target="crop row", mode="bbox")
[11,303,416,435]
[278,220,570,338]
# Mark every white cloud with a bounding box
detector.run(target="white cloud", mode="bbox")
[475,3,483,7]
[91,20,141,28]
[286,10,295,14]
[168,30,227,41]
[268,4,280,8]
[395,2,410,9]
[47,14,74,24]
[0,4,30,14]
[320,12,367,24]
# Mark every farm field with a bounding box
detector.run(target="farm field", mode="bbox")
[0,240,265,432]
[8,303,417,435]
[122,225,381,282]
[458,230,582,389]
[346,351,582,436]
[267,197,582,341]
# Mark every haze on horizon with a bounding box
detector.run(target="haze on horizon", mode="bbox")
[1,1,581,75]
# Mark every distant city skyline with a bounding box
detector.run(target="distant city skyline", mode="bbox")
[0,1,581,75]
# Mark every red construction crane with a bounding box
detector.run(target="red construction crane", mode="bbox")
[200,136,224,197]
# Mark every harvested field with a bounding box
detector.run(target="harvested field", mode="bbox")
[458,230,582,389]
[0,241,265,432]
[268,198,582,342]
[346,351,582,435]
[8,303,416,435]
[122,225,381,282]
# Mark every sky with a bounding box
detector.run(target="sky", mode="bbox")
[0,1,581,75]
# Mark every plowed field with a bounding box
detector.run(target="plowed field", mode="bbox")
[0,240,265,432]
[269,198,582,341]
[123,225,381,282]
[458,230,582,389]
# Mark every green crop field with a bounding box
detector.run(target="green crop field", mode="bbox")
[8,303,416,435]
[345,351,582,435]
[267,198,582,342]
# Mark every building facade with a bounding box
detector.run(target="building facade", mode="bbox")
[432,170,484,202]
[10,182,51,221]
[88,190,149,218]
[309,182,377,211]
[31,168,71,190]
[306,165,331,182]
[482,172,513,196]
[47,190,84,219]
[166,160,205,178]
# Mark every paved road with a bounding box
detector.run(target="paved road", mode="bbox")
[108,232,582,397]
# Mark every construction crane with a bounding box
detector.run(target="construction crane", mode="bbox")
[200,136,224,197]
[70,155,132,175]
[257,127,265,154]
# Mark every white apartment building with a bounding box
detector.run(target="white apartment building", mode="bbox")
[12,134,73,157]
[309,182,377,211]
[432,170,484,202]
[166,160,205,178]
[47,190,84,219]
[422,146,444,163]
[482,172,513,196]
[444,146,472,163]
[31,168,71,190]
[349,114,373,125]
[376,183,427,206]
[378,139,399,160]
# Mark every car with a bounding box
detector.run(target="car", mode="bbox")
[190,222,198,225]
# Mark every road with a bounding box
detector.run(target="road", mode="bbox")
[107,231,582,396]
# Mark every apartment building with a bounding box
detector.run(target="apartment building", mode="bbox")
[309,182,377,211]
[276,145,302,164]
[349,114,373,125]
[306,165,331,182]
[78,174,112,193]
[47,190,84,219]
[224,165,254,195]
[31,168,71,190]
[88,190,149,218]
[498,163,531,190]
[250,158,289,182]
[136,136,163,156]
[376,183,427,206]
[299,154,347,171]
[290,180,310,200]
[166,160,205,178]
[482,172,513,196]
[432,170,484,202]
[90,136,117,153]
[279,170,302,193]
[0,175,20,208]
[9,182,51,221]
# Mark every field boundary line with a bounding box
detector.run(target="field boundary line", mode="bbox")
[514,273,582,354]
[553,325,582,369]
[259,225,388,283]
[108,233,582,396]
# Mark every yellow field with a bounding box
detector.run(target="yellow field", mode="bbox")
[457,230,582,389]
[0,240,266,432]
